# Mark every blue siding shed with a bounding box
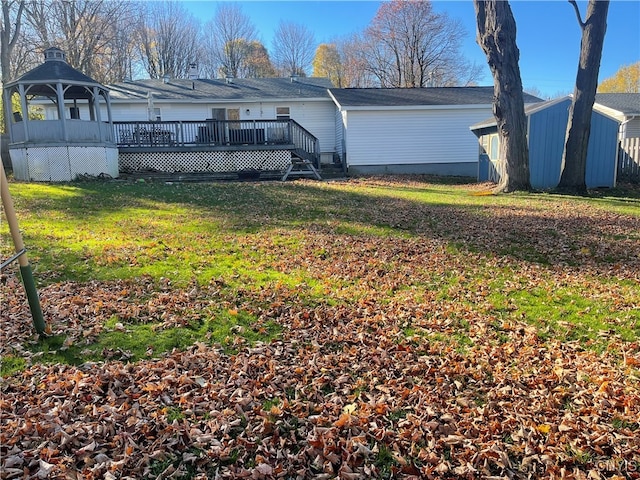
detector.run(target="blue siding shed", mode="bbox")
[471,96,620,189]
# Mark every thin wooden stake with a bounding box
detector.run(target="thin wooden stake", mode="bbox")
[1,162,46,334]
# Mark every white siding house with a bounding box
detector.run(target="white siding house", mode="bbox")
[105,77,338,163]
[328,87,542,177]
[595,93,640,139]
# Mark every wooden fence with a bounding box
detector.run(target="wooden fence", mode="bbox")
[618,137,640,183]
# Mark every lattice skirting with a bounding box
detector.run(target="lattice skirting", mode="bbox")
[9,146,119,181]
[119,150,292,173]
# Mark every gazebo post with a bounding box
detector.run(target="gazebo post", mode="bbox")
[0,161,46,335]
[56,83,68,140]
[93,86,102,140]
[17,84,29,141]
[2,88,11,133]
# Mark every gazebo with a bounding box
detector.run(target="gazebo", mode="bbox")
[3,47,118,181]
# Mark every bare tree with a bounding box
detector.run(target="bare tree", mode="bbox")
[4,24,37,79]
[202,3,257,78]
[475,0,530,192]
[1,0,27,134]
[361,0,480,88]
[272,21,315,76]
[558,0,609,194]
[335,34,377,88]
[98,7,142,83]
[137,1,202,80]
[1,0,25,84]
[23,0,138,83]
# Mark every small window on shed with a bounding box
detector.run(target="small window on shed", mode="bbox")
[489,134,499,161]
[276,107,290,120]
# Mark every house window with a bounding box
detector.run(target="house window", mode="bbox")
[153,108,161,121]
[276,107,290,120]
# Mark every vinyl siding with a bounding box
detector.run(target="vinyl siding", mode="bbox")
[105,99,336,154]
[623,117,640,138]
[286,101,336,154]
[344,107,492,167]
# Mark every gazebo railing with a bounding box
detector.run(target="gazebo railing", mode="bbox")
[9,119,115,144]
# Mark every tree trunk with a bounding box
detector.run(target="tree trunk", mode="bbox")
[558,0,609,194]
[474,0,530,192]
[1,0,25,133]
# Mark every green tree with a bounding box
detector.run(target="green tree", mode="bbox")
[0,93,43,134]
[598,62,640,93]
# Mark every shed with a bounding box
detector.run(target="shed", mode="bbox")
[470,96,620,189]
[328,87,542,177]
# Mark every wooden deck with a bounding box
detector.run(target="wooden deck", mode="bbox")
[114,119,319,160]
[113,119,322,180]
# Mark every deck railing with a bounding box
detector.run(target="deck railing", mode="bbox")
[114,119,316,157]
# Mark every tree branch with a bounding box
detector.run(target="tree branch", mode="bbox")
[568,0,586,30]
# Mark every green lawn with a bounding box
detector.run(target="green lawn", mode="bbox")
[2,177,639,367]
[2,176,639,478]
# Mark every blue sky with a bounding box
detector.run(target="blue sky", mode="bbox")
[183,1,640,98]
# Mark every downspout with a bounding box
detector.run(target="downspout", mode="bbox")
[619,115,636,139]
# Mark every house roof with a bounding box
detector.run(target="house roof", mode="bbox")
[328,86,543,109]
[470,96,563,131]
[107,77,334,102]
[470,95,620,132]
[594,93,640,116]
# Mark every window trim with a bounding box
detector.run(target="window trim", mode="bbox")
[276,106,290,120]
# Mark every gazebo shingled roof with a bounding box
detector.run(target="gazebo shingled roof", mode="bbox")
[5,47,105,99]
